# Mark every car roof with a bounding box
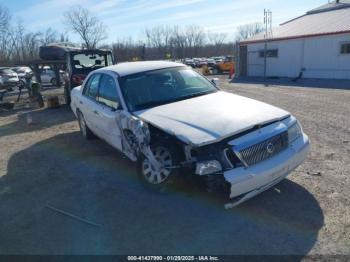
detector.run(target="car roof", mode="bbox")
[12,66,30,70]
[96,61,186,77]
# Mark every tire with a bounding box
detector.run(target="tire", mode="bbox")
[77,111,95,140]
[51,78,57,86]
[137,142,181,191]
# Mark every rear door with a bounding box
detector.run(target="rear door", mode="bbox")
[95,73,123,150]
[79,73,102,136]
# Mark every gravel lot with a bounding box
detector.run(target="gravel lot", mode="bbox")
[0,78,349,256]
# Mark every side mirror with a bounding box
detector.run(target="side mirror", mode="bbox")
[211,78,220,87]
[111,102,122,112]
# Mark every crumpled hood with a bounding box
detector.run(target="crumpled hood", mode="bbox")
[134,91,290,146]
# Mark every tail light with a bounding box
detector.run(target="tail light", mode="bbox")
[72,74,86,85]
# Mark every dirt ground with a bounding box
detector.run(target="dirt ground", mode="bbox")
[0,78,349,256]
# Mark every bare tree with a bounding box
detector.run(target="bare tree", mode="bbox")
[0,4,10,32]
[207,32,227,54]
[143,24,233,60]
[1,7,235,65]
[145,25,174,59]
[208,32,227,46]
[236,22,264,41]
[185,25,206,47]
[0,4,11,62]
[41,27,58,45]
[64,6,107,48]
[183,25,206,57]
[169,26,187,58]
[7,20,43,62]
[0,4,70,64]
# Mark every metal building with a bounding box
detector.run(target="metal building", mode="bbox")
[238,0,350,80]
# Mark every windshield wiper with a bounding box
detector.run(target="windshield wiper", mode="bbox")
[134,100,174,110]
[179,90,216,100]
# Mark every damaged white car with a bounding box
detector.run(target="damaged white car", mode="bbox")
[71,61,310,208]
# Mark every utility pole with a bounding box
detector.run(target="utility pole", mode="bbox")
[264,9,272,79]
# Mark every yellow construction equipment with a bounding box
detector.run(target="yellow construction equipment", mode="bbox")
[202,56,235,76]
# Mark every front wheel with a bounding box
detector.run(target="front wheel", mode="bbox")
[138,143,180,190]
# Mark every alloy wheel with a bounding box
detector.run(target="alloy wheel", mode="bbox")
[142,146,173,184]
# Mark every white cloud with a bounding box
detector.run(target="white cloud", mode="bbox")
[14,0,87,17]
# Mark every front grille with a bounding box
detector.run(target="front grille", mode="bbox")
[224,148,242,168]
[237,131,288,167]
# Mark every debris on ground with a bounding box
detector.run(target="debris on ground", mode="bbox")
[307,171,322,177]
[46,204,101,227]
[46,96,60,109]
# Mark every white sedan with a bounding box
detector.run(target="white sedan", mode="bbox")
[70,61,310,208]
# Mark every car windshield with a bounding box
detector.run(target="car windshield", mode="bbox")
[119,67,218,111]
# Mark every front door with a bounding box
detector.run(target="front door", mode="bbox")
[80,73,102,136]
[95,74,123,150]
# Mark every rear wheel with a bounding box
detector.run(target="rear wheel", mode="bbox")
[77,111,95,140]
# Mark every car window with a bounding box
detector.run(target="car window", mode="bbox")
[72,54,107,69]
[83,74,101,100]
[181,70,209,89]
[97,74,120,109]
[83,76,94,94]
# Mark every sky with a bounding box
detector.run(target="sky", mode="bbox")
[1,0,327,44]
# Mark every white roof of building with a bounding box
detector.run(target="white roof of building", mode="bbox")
[307,0,350,14]
[97,61,185,76]
[241,0,350,44]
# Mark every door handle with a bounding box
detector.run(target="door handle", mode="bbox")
[93,110,99,115]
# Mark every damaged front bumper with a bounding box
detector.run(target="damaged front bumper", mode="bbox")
[223,133,310,208]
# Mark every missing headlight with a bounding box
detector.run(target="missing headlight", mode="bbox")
[195,160,223,176]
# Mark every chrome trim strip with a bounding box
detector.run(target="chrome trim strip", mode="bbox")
[223,148,234,168]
